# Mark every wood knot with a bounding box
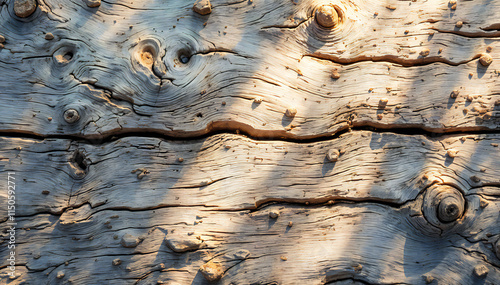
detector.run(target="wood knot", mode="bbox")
[225,249,250,260]
[450,90,460,98]
[419,48,430,57]
[479,53,493,67]
[131,168,149,179]
[70,150,88,179]
[64,109,80,124]
[331,68,341,79]
[449,0,457,10]
[285,107,297,118]
[140,47,155,67]
[53,46,75,65]
[315,5,340,29]
[479,198,489,208]
[44,33,54,40]
[83,0,101,8]
[446,149,458,158]
[134,39,167,79]
[423,185,465,225]
[193,0,212,15]
[120,234,139,248]
[166,234,203,253]
[112,258,122,266]
[14,0,37,18]
[470,175,481,183]
[269,210,280,219]
[352,263,363,272]
[326,149,340,162]
[473,264,488,278]
[422,275,434,284]
[437,195,463,222]
[379,98,389,108]
[199,262,223,282]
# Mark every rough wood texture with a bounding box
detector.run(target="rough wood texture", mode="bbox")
[2,202,500,284]
[0,132,499,284]
[0,0,499,139]
[1,0,500,284]
[0,131,499,215]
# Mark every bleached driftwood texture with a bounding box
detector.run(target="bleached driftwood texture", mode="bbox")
[0,0,500,284]
[0,131,499,214]
[0,0,499,139]
[0,132,499,284]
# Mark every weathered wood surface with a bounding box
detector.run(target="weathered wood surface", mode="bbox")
[0,131,499,215]
[0,0,499,139]
[1,0,500,284]
[2,201,499,285]
[0,132,499,284]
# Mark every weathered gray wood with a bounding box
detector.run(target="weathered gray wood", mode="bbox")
[1,200,499,284]
[0,132,498,217]
[0,132,499,283]
[0,0,499,139]
[1,0,500,284]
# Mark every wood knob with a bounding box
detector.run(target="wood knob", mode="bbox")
[14,0,37,18]
[437,195,464,223]
[285,107,297,118]
[64,109,80,124]
[423,185,465,226]
[200,262,223,282]
[479,53,493,67]
[193,0,212,16]
[315,5,339,28]
[83,0,101,8]
[326,149,339,162]
[133,39,169,80]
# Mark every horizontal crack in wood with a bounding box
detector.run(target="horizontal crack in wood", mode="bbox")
[433,28,500,38]
[261,17,313,30]
[1,187,431,221]
[0,120,499,146]
[304,52,480,67]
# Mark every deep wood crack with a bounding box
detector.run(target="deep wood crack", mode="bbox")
[0,120,499,146]
[304,53,480,67]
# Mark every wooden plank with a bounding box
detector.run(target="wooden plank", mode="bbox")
[1,0,500,284]
[0,131,498,217]
[0,0,499,139]
[1,200,498,284]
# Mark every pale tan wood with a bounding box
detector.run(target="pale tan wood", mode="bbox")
[0,0,499,139]
[1,0,500,284]
[0,132,499,283]
[0,132,499,217]
[1,201,499,284]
